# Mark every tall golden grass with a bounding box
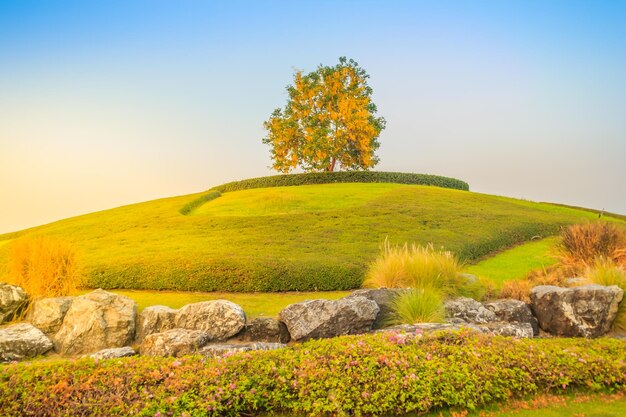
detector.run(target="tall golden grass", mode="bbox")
[363,239,464,294]
[6,236,82,299]
[584,257,626,332]
[364,239,472,324]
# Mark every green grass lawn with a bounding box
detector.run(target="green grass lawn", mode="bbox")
[416,392,626,417]
[466,237,560,286]
[1,179,620,292]
[101,289,350,318]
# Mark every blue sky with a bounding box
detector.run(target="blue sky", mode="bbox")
[1,1,625,233]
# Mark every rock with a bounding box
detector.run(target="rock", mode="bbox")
[0,283,28,324]
[135,305,177,342]
[377,321,533,338]
[377,322,482,335]
[235,317,290,343]
[54,289,137,355]
[174,300,246,341]
[444,297,497,324]
[344,289,406,329]
[477,322,534,338]
[199,342,286,358]
[140,329,211,357]
[27,296,74,334]
[484,299,539,335]
[88,346,136,361]
[279,296,379,341]
[0,323,54,362]
[530,285,624,337]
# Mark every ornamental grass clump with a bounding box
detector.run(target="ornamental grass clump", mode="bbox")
[584,257,626,331]
[6,236,82,299]
[363,239,464,294]
[365,239,474,324]
[390,287,446,324]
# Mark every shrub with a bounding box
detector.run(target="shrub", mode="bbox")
[585,257,626,332]
[390,287,446,324]
[6,236,81,299]
[556,222,626,275]
[363,240,465,295]
[178,191,221,215]
[211,171,470,193]
[0,332,624,416]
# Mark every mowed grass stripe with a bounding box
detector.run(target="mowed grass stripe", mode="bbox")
[466,237,560,285]
[0,183,620,292]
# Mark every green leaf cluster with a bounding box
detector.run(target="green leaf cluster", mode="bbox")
[2,331,624,416]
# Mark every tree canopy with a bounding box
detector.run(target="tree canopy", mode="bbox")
[263,57,386,173]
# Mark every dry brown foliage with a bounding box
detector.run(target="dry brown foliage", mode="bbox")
[556,222,626,276]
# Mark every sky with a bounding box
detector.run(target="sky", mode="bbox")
[1,0,625,234]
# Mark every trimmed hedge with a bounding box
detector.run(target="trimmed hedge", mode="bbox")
[1,331,624,416]
[179,191,221,215]
[212,171,470,193]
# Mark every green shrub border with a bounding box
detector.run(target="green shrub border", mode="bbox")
[180,171,469,215]
[213,171,469,193]
[1,331,624,416]
[179,191,221,215]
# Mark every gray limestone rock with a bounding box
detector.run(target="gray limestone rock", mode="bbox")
[279,296,379,341]
[174,300,246,341]
[54,289,137,355]
[0,283,28,324]
[139,328,211,357]
[530,285,623,337]
[27,296,74,334]
[135,305,177,342]
[0,323,53,362]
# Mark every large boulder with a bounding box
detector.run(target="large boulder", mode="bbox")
[199,342,286,358]
[135,305,177,342]
[484,299,539,335]
[140,329,211,357]
[54,289,137,355]
[444,297,497,324]
[279,296,379,341]
[235,317,290,343]
[0,283,28,324]
[0,323,54,362]
[174,300,246,341]
[344,289,406,329]
[27,296,74,334]
[530,285,624,337]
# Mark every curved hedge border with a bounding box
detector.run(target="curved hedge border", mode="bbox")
[178,191,221,215]
[180,171,469,215]
[213,171,469,193]
[1,331,624,416]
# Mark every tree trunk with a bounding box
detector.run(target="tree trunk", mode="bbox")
[327,158,336,172]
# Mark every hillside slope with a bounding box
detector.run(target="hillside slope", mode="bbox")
[0,178,618,292]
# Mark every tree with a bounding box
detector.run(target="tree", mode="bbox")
[263,57,386,173]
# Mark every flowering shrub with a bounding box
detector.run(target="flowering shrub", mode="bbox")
[1,331,624,416]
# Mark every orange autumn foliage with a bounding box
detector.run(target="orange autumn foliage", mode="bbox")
[263,57,386,173]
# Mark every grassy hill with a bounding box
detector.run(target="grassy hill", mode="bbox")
[0,172,620,292]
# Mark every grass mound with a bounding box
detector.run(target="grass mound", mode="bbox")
[0,174,621,292]
[1,331,624,416]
